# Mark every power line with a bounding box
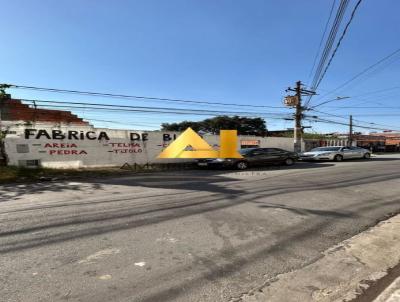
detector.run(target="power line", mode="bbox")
[6,83,286,109]
[311,0,348,87]
[315,0,363,89]
[350,86,400,98]
[339,88,400,107]
[305,116,400,131]
[1,105,162,128]
[337,93,400,108]
[308,0,337,81]
[313,0,349,88]
[88,118,161,128]
[8,104,292,122]
[324,118,399,131]
[307,0,350,106]
[308,108,400,129]
[315,47,400,101]
[19,98,290,118]
[352,118,399,129]
[344,113,400,116]
[2,106,174,124]
[41,104,292,120]
[322,106,400,109]
[310,87,400,109]
[310,89,400,110]
[310,96,350,109]
[10,100,293,120]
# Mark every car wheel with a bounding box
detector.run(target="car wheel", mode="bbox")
[334,154,343,162]
[285,158,295,166]
[363,153,371,159]
[236,161,248,170]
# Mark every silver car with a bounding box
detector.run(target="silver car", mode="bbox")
[300,146,371,161]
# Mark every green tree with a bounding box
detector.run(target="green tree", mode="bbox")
[161,115,267,136]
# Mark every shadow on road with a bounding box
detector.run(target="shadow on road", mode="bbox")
[0,164,399,252]
[1,158,400,301]
[366,157,400,161]
[196,161,335,171]
[0,162,332,203]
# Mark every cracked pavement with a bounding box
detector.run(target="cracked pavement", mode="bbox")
[1,155,400,302]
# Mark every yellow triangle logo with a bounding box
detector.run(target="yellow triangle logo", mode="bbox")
[158,128,219,158]
[157,128,242,159]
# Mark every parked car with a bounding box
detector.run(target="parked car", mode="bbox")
[299,146,371,161]
[197,148,299,170]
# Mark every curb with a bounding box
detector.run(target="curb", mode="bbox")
[373,277,400,302]
[236,213,400,302]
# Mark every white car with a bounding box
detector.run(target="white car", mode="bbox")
[300,146,371,161]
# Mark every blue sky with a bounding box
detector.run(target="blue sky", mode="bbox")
[1,0,399,133]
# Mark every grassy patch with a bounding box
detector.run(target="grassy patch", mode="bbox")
[0,166,129,184]
[0,163,196,184]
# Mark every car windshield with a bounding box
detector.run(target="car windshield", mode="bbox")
[311,147,341,152]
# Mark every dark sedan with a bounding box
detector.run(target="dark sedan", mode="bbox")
[197,147,299,170]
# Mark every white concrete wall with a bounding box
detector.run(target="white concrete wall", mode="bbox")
[3,123,295,168]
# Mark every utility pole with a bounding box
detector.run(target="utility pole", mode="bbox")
[0,85,8,135]
[285,81,315,153]
[349,114,353,146]
[294,81,302,153]
[0,84,11,166]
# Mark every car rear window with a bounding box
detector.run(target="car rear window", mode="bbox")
[311,147,341,152]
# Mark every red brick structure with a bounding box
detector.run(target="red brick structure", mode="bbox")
[378,132,400,151]
[378,132,400,145]
[0,98,88,125]
[353,133,400,152]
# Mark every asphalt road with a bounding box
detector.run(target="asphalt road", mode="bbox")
[1,155,400,302]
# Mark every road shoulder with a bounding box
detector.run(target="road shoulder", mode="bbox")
[373,276,400,302]
[236,213,400,302]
